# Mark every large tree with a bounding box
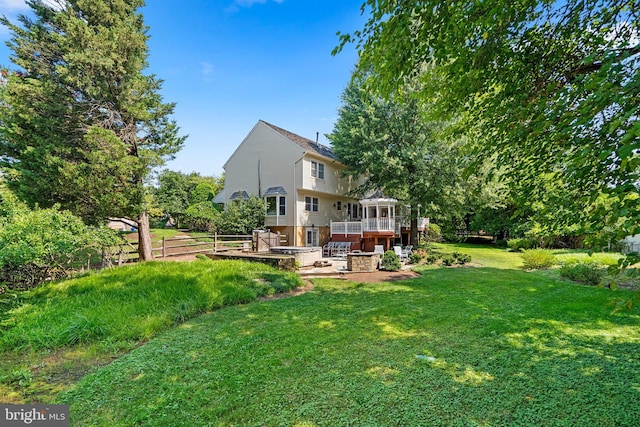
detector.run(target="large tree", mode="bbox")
[153,170,223,228]
[336,0,640,239]
[328,76,466,245]
[0,0,185,260]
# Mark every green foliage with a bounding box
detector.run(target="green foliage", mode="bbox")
[440,254,455,266]
[152,170,223,227]
[521,249,556,270]
[380,250,401,271]
[0,180,28,224]
[559,262,607,286]
[423,223,442,242]
[0,1,185,259]
[507,237,536,252]
[452,252,472,265]
[337,0,640,240]
[408,249,427,264]
[0,259,302,351]
[184,202,220,232]
[328,76,467,244]
[0,206,122,289]
[216,197,266,235]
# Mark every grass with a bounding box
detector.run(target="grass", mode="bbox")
[429,242,524,269]
[3,242,639,424]
[59,269,640,426]
[0,259,302,403]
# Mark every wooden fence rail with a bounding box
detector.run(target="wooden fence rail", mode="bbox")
[119,232,288,263]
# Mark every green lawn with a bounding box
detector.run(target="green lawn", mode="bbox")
[430,242,525,269]
[0,259,302,403]
[61,268,640,426]
[2,244,639,425]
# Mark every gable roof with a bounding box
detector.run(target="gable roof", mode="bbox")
[260,120,337,161]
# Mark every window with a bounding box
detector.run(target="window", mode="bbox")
[266,196,285,216]
[305,196,318,212]
[336,201,342,211]
[311,161,325,179]
[266,196,277,216]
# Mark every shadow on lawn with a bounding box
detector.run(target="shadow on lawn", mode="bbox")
[62,267,640,426]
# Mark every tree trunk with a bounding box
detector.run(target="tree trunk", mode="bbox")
[410,213,419,247]
[137,211,154,261]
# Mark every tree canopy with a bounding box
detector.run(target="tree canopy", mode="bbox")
[328,76,467,243]
[0,0,185,259]
[336,0,640,239]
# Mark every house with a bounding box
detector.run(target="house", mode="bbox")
[216,120,426,250]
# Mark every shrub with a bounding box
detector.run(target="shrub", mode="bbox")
[452,252,472,265]
[0,207,121,289]
[426,253,440,264]
[381,250,401,271]
[495,239,508,248]
[184,201,220,232]
[559,262,607,286]
[521,249,556,270]
[423,223,442,242]
[408,249,427,264]
[216,196,266,234]
[507,237,536,252]
[441,255,456,267]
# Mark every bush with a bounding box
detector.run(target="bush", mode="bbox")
[441,255,456,267]
[426,253,440,264]
[423,223,442,242]
[521,249,556,270]
[507,237,536,252]
[0,207,122,289]
[184,201,220,232]
[216,196,266,234]
[452,252,472,265]
[408,249,427,264]
[381,250,401,271]
[559,262,607,286]
[495,239,508,248]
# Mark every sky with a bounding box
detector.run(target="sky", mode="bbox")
[0,0,367,177]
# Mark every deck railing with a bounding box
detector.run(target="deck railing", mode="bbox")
[330,217,427,236]
[363,217,396,232]
[330,221,363,236]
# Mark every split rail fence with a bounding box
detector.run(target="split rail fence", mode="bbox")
[118,233,288,264]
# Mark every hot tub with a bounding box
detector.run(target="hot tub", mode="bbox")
[270,246,322,267]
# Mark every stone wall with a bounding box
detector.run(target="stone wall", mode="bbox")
[347,253,380,272]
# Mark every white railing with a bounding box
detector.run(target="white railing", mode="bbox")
[330,221,363,236]
[330,217,409,235]
[363,217,395,232]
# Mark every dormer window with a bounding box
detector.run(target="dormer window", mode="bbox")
[311,161,325,179]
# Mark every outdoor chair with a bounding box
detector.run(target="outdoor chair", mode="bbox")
[322,241,336,257]
[394,245,408,262]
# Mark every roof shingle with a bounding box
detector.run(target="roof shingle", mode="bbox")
[260,120,337,160]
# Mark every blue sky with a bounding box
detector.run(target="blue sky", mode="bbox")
[0,0,366,177]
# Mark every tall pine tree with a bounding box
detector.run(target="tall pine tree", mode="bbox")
[0,0,185,260]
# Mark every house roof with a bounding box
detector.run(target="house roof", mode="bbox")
[260,120,337,161]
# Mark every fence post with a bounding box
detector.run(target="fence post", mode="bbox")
[162,236,166,258]
[214,232,217,252]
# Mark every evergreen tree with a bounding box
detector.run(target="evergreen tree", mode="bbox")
[0,0,185,260]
